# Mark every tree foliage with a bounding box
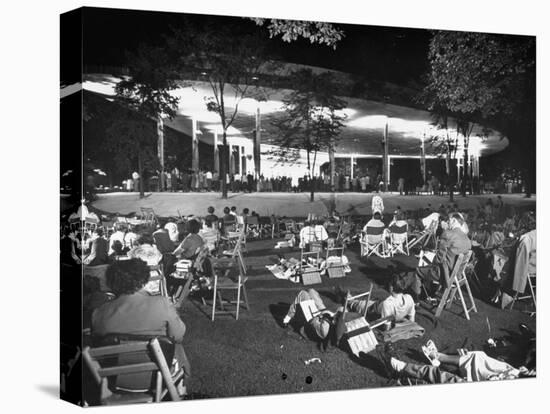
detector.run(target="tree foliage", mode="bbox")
[427,31,534,119]
[115,44,180,119]
[272,69,347,201]
[110,44,180,196]
[250,18,344,49]
[167,21,271,198]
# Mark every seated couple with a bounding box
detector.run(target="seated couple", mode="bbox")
[281,274,420,348]
[379,337,536,385]
[404,212,471,301]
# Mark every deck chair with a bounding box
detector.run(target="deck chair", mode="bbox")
[343,284,375,319]
[299,250,322,286]
[510,272,536,315]
[210,258,249,321]
[360,225,388,258]
[434,251,478,321]
[408,219,438,251]
[388,222,409,256]
[325,247,347,279]
[82,337,181,405]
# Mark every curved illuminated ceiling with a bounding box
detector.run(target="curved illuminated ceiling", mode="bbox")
[82,73,508,158]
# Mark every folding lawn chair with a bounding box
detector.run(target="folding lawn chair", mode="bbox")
[299,250,322,286]
[360,225,389,258]
[388,222,409,256]
[82,337,182,405]
[325,247,347,279]
[434,251,478,321]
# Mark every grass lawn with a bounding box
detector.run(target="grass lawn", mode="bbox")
[178,237,535,399]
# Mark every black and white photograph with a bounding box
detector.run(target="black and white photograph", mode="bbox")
[4,1,546,412]
[57,3,541,407]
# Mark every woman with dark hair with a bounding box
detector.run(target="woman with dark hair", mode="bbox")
[91,259,190,382]
[173,219,204,259]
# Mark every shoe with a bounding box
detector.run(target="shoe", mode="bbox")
[422,340,440,367]
[376,343,400,380]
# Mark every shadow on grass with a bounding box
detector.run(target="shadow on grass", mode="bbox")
[269,302,291,328]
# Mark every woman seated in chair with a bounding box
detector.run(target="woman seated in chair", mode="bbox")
[91,259,191,387]
[173,219,205,260]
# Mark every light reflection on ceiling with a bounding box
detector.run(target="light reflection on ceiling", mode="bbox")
[81,74,508,157]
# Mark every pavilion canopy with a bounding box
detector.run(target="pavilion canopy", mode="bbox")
[81,73,508,158]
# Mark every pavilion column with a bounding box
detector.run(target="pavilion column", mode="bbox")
[213,131,219,173]
[382,121,389,191]
[329,142,335,192]
[420,134,426,185]
[254,107,262,181]
[350,155,354,179]
[157,116,165,191]
[192,117,199,172]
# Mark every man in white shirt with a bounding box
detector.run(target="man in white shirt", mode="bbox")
[205,170,213,191]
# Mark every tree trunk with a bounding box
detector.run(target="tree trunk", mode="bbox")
[310,150,318,202]
[221,132,228,199]
[138,152,144,198]
[447,149,454,202]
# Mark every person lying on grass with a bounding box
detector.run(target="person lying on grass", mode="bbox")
[379,339,535,385]
[282,288,335,348]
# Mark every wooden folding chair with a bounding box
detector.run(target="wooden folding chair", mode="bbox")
[408,220,438,251]
[210,258,249,321]
[140,207,157,226]
[82,338,181,405]
[510,272,536,315]
[343,284,375,319]
[298,298,326,322]
[434,251,478,321]
[222,230,247,275]
[144,265,168,298]
[325,247,347,279]
[300,250,322,286]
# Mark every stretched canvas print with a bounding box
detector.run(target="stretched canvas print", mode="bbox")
[60,6,537,407]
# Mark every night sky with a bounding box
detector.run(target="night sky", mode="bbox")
[81,6,432,87]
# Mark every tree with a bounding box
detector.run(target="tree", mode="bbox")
[424,31,535,195]
[114,44,180,196]
[104,106,160,198]
[272,69,347,202]
[167,22,270,199]
[250,18,345,49]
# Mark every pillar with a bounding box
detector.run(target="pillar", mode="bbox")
[420,135,426,185]
[383,121,389,191]
[350,155,355,179]
[254,106,261,179]
[192,117,199,172]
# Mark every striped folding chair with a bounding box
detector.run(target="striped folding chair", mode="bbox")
[360,225,388,258]
[388,222,409,256]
